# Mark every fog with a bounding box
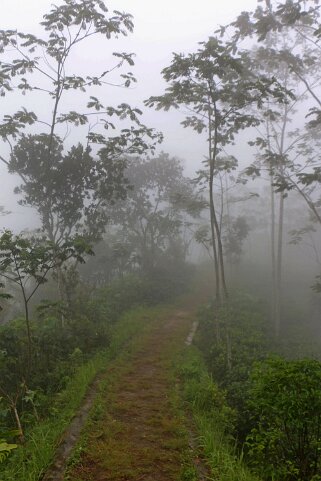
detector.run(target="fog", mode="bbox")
[0,0,320,316]
[0,0,258,230]
[2,2,321,479]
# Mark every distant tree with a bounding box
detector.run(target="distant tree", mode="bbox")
[230,0,321,46]
[230,1,321,222]
[146,36,286,303]
[194,154,252,267]
[230,1,321,311]
[0,282,12,312]
[108,153,203,275]
[224,216,250,265]
[231,0,321,205]
[78,233,138,286]
[237,35,302,335]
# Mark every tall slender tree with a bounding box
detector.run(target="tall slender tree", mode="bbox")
[146,36,286,303]
[231,0,321,323]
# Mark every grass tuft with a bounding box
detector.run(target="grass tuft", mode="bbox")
[179,345,261,481]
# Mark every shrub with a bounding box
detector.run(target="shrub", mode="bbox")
[246,357,321,481]
[196,292,270,440]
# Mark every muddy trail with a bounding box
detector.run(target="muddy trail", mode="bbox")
[43,307,206,481]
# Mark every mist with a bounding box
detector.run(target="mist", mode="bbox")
[1,1,321,480]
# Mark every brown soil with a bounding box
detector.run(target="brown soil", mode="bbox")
[67,310,194,481]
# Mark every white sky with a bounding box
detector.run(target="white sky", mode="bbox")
[0,0,258,230]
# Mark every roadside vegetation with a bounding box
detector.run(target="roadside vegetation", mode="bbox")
[191,291,321,481]
[0,280,187,481]
[179,345,259,481]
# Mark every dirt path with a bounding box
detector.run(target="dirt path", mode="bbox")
[66,310,194,481]
[42,305,205,481]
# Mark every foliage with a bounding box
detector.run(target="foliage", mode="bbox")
[180,348,235,434]
[230,0,321,44]
[2,304,161,481]
[179,346,259,481]
[0,230,92,291]
[9,135,130,244]
[231,2,321,231]
[197,293,268,384]
[246,357,321,481]
[146,34,288,302]
[0,441,16,463]
[0,430,17,464]
[0,282,12,311]
[196,292,271,440]
[196,287,321,480]
[223,216,250,264]
[91,268,194,320]
[108,153,203,274]
[0,229,93,373]
[0,0,161,244]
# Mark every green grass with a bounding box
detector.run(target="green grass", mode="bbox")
[178,345,261,481]
[1,305,164,481]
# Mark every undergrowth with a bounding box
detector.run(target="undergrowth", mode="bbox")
[1,305,162,481]
[178,345,260,481]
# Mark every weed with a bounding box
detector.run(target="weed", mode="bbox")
[180,465,198,481]
[179,346,260,481]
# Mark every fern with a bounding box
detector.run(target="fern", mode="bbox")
[0,440,17,463]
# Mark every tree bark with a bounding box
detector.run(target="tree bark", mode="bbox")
[23,294,32,376]
[13,405,24,442]
[270,173,277,327]
[209,172,221,304]
[275,192,284,337]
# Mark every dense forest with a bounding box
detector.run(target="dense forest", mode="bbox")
[1,1,321,480]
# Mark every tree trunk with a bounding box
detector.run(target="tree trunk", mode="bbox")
[275,192,285,337]
[226,328,232,372]
[56,264,66,327]
[214,214,229,301]
[209,170,221,304]
[209,101,228,302]
[270,173,277,327]
[23,296,32,376]
[13,405,24,442]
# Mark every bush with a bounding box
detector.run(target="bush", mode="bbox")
[196,292,270,440]
[179,348,235,435]
[0,271,185,438]
[179,347,259,481]
[246,357,321,481]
